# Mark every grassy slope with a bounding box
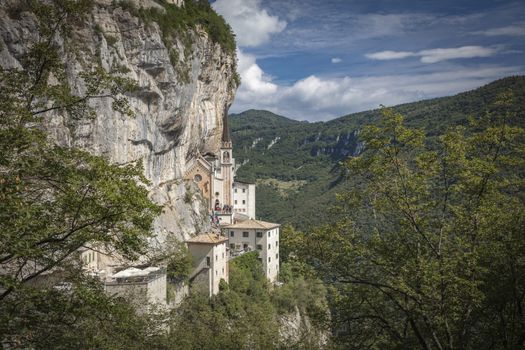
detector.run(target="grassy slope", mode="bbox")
[230,76,525,229]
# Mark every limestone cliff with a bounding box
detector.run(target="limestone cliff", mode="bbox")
[0,0,237,255]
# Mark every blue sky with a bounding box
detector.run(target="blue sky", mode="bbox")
[212,0,525,121]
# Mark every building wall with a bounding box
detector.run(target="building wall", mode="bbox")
[233,183,256,219]
[226,227,279,282]
[187,241,228,296]
[211,242,228,294]
[80,249,98,271]
[104,274,167,312]
[184,161,213,206]
[146,274,167,305]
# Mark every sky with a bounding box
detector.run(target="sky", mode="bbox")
[211,0,525,121]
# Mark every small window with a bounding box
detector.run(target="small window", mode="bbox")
[257,244,262,250]
[222,252,224,259]
[268,244,271,249]
[235,200,238,204]
[256,231,262,238]
[216,270,218,276]
[243,231,249,237]
[242,200,246,204]
[268,231,271,237]
[269,257,271,262]
[242,189,246,193]
[243,243,248,250]
[258,257,262,262]
[222,267,224,274]
[206,257,210,266]
[234,189,237,193]
[215,192,219,196]
[194,174,202,182]
[215,254,218,261]
[276,253,279,259]
[230,243,235,249]
[276,241,278,246]
[230,231,234,237]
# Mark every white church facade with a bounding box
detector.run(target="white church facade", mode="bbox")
[184,111,256,224]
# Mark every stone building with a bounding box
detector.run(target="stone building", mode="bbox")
[222,219,280,282]
[184,111,255,225]
[186,233,229,296]
[104,266,167,313]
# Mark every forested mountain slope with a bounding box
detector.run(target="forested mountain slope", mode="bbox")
[230,76,525,229]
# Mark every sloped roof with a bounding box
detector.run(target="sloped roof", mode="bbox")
[186,233,228,245]
[222,219,280,230]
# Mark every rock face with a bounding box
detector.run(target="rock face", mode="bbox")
[0,0,237,252]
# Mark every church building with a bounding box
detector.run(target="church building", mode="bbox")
[184,110,255,224]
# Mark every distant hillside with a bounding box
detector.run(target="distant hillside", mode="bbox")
[230,76,525,229]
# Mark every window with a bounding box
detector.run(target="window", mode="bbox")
[234,189,238,193]
[222,267,224,274]
[269,257,271,262]
[216,270,218,276]
[257,244,262,250]
[230,243,235,249]
[235,200,238,204]
[268,231,271,237]
[215,254,218,261]
[276,241,279,247]
[256,231,262,238]
[243,231,249,237]
[276,253,279,259]
[268,244,271,249]
[206,257,210,267]
[222,252,224,259]
[258,257,262,262]
[242,200,246,204]
[242,189,246,193]
[243,243,248,250]
[215,192,219,196]
[194,174,202,182]
[230,231,234,237]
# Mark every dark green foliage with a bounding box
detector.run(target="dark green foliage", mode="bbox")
[166,242,193,280]
[0,1,162,347]
[230,77,525,229]
[0,276,166,349]
[294,99,525,349]
[168,252,329,349]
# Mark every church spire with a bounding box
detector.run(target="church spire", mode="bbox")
[221,106,232,148]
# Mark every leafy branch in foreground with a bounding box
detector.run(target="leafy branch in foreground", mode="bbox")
[298,95,524,349]
[0,1,161,346]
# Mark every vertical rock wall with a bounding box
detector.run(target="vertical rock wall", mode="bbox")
[0,0,237,255]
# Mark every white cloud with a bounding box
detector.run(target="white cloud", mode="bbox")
[237,49,277,95]
[331,58,342,64]
[230,55,523,121]
[366,46,499,63]
[366,51,415,60]
[473,23,525,37]
[418,46,498,63]
[212,0,287,47]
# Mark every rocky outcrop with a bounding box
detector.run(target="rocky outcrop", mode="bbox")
[0,0,237,251]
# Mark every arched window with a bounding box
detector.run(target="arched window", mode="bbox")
[223,151,230,162]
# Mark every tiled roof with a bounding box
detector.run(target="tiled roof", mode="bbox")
[186,233,228,244]
[222,219,280,230]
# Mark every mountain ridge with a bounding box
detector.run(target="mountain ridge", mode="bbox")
[230,76,525,229]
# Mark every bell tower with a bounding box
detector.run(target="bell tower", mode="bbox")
[220,106,234,207]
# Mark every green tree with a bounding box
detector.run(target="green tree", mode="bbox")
[300,97,525,349]
[0,0,162,347]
